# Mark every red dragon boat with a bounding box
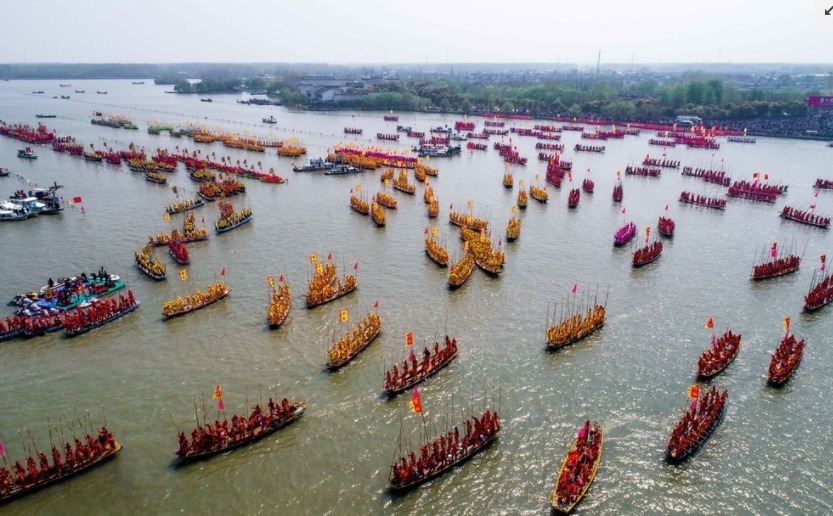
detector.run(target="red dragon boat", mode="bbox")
[384,336,458,395]
[697,330,741,379]
[780,205,830,229]
[767,331,804,387]
[567,188,580,209]
[632,240,662,267]
[658,217,675,238]
[666,386,727,463]
[550,421,603,513]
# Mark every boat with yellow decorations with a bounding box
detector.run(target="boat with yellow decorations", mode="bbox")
[162,281,230,319]
[371,202,386,226]
[506,217,520,242]
[503,173,514,189]
[449,211,488,231]
[518,186,528,209]
[214,201,252,234]
[425,236,449,267]
[551,421,603,513]
[376,192,397,209]
[350,195,370,215]
[135,245,166,280]
[475,248,505,277]
[424,186,435,204]
[305,272,357,309]
[326,312,382,370]
[165,197,204,214]
[416,161,438,177]
[380,168,394,182]
[277,144,307,157]
[145,171,167,185]
[546,303,606,350]
[530,184,548,203]
[392,170,416,194]
[428,199,439,218]
[267,282,291,329]
[414,166,427,183]
[448,253,475,290]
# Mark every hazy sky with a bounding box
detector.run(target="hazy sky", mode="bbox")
[2,0,830,64]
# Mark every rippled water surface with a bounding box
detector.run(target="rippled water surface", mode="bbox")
[1,80,832,515]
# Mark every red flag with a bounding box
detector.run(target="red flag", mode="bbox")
[621,207,626,215]
[373,299,379,309]
[220,268,226,276]
[72,196,83,203]
[405,332,414,347]
[408,348,415,361]
[571,283,578,294]
[327,252,332,261]
[822,255,827,271]
[353,262,358,270]
[771,243,777,258]
[278,274,284,282]
[424,227,428,235]
[664,204,669,211]
[705,317,714,329]
[212,385,223,399]
[218,399,225,411]
[201,217,205,223]
[0,441,5,456]
[409,387,423,414]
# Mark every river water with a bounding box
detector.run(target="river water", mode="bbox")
[0,80,831,515]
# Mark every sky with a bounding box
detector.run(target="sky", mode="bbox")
[2,0,831,64]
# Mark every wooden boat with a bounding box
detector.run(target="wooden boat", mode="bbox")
[168,240,190,265]
[384,337,458,395]
[546,305,606,350]
[144,171,167,185]
[215,202,253,234]
[350,195,370,215]
[613,222,636,247]
[767,333,804,387]
[506,217,520,242]
[162,284,230,319]
[64,300,141,338]
[658,216,675,238]
[376,192,397,209]
[751,244,800,280]
[427,200,439,218]
[165,198,204,214]
[679,191,726,210]
[0,440,121,504]
[326,313,382,370]
[449,211,488,230]
[267,283,291,329]
[612,183,623,203]
[175,403,305,465]
[803,269,833,312]
[582,178,594,193]
[517,187,528,209]
[371,202,386,226]
[392,170,415,194]
[530,185,548,203]
[551,422,603,513]
[425,237,449,267]
[305,275,357,309]
[503,173,513,188]
[567,188,580,209]
[389,410,500,491]
[135,247,166,280]
[475,249,505,277]
[697,330,741,380]
[666,387,727,463]
[448,254,475,290]
[780,205,830,229]
[632,241,663,267]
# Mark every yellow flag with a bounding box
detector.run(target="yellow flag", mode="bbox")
[163,213,170,222]
[356,184,362,192]
[316,263,324,275]
[431,227,438,236]
[179,269,187,281]
[339,309,349,322]
[467,200,473,209]
[309,253,318,264]
[511,206,517,213]
[268,276,275,288]
[384,179,390,187]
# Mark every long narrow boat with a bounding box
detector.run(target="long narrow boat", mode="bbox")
[384,337,458,395]
[267,283,290,329]
[162,284,230,319]
[175,403,305,465]
[567,188,580,209]
[632,241,663,267]
[425,237,449,267]
[389,411,500,491]
[64,300,141,338]
[447,254,475,290]
[696,330,741,380]
[767,333,804,387]
[168,240,190,265]
[326,313,382,370]
[546,305,606,350]
[551,422,603,513]
[666,387,728,464]
[165,198,204,214]
[750,248,800,280]
[803,269,833,312]
[0,440,122,504]
[215,211,252,233]
[305,278,357,309]
[136,259,166,280]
